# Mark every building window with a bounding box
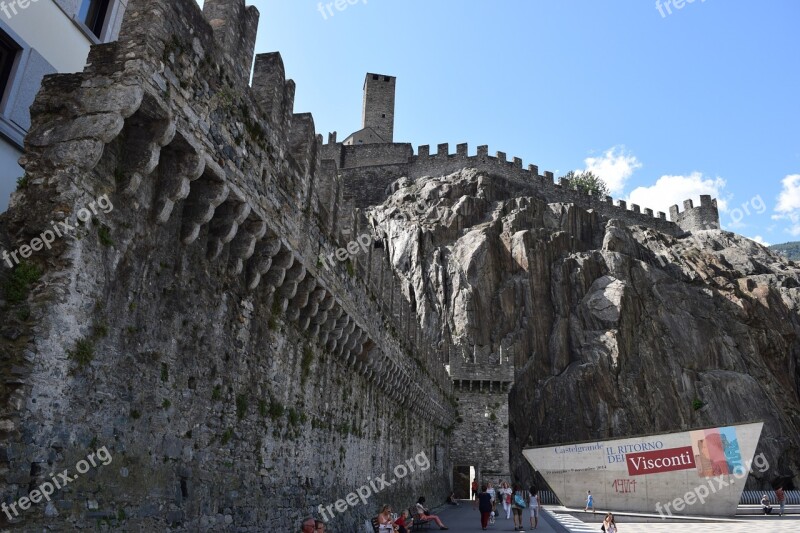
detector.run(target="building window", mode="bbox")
[79,0,112,39]
[0,32,19,104]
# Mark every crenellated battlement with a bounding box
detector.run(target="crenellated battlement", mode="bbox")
[322,138,719,235]
[669,194,721,231]
[25,0,453,427]
[3,1,455,529]
[202,0,260,84]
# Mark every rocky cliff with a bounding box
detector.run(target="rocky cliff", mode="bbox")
[368,168,800,490]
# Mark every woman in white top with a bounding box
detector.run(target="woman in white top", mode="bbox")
[528,487,539,530]
[499,481,513,520]
[603,512,618,533]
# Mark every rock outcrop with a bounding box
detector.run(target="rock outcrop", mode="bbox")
[368,168,800,490]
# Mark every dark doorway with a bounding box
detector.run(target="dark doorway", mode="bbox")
[453,465,471,499]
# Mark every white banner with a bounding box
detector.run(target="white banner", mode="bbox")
[523,422,764,517]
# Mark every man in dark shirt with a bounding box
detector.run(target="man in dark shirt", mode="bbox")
[478,485,494,530]
[776,486,786,516]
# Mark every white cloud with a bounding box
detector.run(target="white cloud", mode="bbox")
[775,174,800,213]
[581,146,642,195]
[749,235,770,246]
[772,174,800,235]
[626,172,727,218]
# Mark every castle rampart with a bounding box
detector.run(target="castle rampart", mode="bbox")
[449,351,514,480]
[0,1,453,530]
[669,194,721,231]
[323,138,719,236]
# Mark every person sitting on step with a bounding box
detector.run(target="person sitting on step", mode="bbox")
[415,497,449,530]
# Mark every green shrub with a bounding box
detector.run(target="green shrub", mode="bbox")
[221,428,233,445]
[288,408,301,426]
[93,322,109,338]
[692,398,704,411]
[69,338,95,367]
[97,225,114,247]
[558,170,610,197]
[268,297,282,330]
[16,306,31,321]
[4,261,42,304]
[300,345,314,384]
[268,399,284,420]
[236,394,248,419]
[212,385,222,401]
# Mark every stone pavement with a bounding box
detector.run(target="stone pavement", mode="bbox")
[434,502,564,532]
[546,508,800,533]
[432,501,800,533]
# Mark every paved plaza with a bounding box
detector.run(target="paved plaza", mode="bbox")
[434,503,800,533]
[435,503,562,532]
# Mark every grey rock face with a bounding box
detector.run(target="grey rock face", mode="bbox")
[367,168,800,490]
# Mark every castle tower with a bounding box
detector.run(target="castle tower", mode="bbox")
[362,73,396,142]
[343,73,396,145]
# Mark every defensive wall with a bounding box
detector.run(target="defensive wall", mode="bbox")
[0,0,454,530]
[323,137,721,236]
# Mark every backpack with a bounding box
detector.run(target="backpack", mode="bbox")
[513,491,527,508]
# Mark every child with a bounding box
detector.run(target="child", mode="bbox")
[584,490,594,513]
[394,510,412,533]
[529,487,539,530]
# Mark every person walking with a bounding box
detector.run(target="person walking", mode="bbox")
[776,486,786,516]
[500,481,513,519]
[472,478,479,509]
[478,485,493,530]
[511,484,528,531]
[584,490,594,513]
[487,482,497,524]
[528,487,539,530]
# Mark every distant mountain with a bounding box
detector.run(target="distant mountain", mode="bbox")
[770,241,800,260]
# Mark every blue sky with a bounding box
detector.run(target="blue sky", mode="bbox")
[194,2,794,243]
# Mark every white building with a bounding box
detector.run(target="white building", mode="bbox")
[0,0,127,210]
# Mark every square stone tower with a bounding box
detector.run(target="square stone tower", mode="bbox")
[361,73,396,143]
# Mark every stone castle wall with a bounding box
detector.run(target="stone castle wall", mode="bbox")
[0,0,454,530]
[449,353,515,481]
[451,382,512,480]
[670,195,721,231]
[325,140,721,237]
